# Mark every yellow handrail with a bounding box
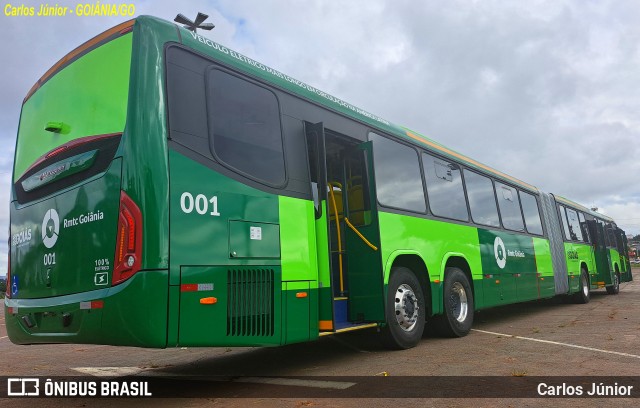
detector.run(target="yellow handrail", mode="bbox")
[328,185,345,294]
[344,217,378,251]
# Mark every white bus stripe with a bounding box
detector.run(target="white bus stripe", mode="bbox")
[472,329,640,359]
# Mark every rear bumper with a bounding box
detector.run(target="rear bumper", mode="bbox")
[4,270,168,347]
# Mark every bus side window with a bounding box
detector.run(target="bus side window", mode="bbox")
[369,133,426,213]
[606,224,616,248]
[463,169,500,227]
[519,190,543,235]
[565,208,583,241]
[206,68,286,186]
[423,153,468,221]
[495,182,524,232]
[578,212,590,243]
[558,205,571,241]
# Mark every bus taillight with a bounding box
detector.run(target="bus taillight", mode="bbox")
[112,191,142,286]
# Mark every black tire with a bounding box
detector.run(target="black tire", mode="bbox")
[434,267,474,338]
[606,271,620,295]
[380,266,426,350]
[573,268,590,304]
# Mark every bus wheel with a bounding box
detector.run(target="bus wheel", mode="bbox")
[606,272,620,295]
[380,267,426,350]
[435,267,474,338]
[573,268,590,304]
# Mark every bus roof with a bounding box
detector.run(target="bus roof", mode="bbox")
[555,195,614,223]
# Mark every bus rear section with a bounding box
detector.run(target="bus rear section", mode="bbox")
[5,20,168,347]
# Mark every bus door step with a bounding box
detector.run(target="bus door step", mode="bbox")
[333,297,362,330]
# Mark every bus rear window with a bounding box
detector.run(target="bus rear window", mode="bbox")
[206,69,286,186]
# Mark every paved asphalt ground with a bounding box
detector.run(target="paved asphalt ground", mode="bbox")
[1,268,639,407]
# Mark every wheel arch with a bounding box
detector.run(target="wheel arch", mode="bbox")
[579,261,589,273]
[442,254,475,309]
[388,252,431,317]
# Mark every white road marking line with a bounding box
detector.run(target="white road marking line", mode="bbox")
[472,329,640,359]
[236,377,356,390]
[72,368,356,390]
[72,367,146,376]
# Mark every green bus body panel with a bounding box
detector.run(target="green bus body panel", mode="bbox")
[478,229,538,307]
[168,150,279,273]
[278,196,319,284]
[169,151,318,346]
[14,34,132,181]
[122,16,177,271]
[379,211,556,313]
[283,281,313,344]
[5,271,168,347]
[563,242,595,292]
[11,159,122,299]
[278,196,319,339]
[532,237,555,298]
[178,266,283,346]
[377,212,481,314]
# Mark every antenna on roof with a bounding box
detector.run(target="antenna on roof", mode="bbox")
[174,12,215,33]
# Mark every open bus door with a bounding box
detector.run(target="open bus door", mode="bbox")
[343,141,385,323]
[587,220,612,286]
[617,228,632,282]
[305,122,385,332]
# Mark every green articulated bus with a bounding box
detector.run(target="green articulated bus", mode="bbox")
[6,16,632,349]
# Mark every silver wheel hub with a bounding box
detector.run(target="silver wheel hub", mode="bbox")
[449,282,468,323]
[393,284,419,332]
[582,274,589,296]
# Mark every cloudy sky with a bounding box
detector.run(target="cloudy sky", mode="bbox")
[1,0,639,276]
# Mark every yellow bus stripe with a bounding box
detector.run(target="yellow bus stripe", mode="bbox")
[405,130,537,191]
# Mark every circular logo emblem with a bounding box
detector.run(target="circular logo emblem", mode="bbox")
[494,237,507,269]
[42,209,60,249]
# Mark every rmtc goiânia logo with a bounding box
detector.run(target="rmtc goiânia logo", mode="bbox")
[41,208,60,249]
[494,237,507,269]
[479,230,535,275]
